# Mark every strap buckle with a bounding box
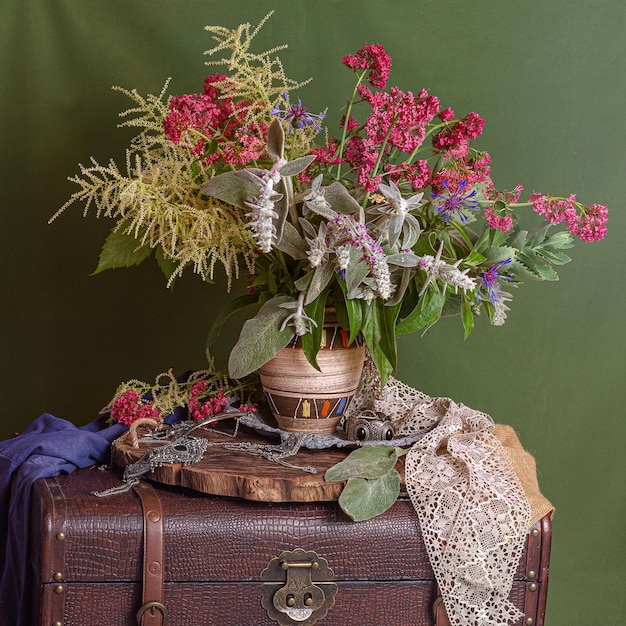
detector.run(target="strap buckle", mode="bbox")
[136,600,168,625]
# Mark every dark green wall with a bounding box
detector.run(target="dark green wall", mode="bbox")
[2,1,624,623]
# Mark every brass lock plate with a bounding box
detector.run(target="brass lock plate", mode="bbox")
[260,548,337,626]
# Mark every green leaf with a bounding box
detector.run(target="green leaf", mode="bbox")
[301,291,329,370]
[361,303,394,387]
[92,230,152,275]
[228,295,294,379]
[509,229,528,250]
[337,471,401,521]
[396,287,444,335]
[484,246,518,265]
[461,295,475,339]
[379,300,401,372]
[516,251,559,281]
[206,294,261,358]
[463,250,488,267]
[155,246,177,284]
[544,230,575,250]
[336,277,363,345]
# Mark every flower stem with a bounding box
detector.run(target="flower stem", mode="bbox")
[334,70,367,181]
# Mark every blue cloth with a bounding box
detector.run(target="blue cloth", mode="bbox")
[0,413,126,625]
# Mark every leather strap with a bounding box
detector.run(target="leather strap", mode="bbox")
[133,481,167,626]
[432,593,451,626]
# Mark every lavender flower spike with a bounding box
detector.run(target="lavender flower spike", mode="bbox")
[418,241,476,295]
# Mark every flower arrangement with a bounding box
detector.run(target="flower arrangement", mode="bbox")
[52,12,607,388]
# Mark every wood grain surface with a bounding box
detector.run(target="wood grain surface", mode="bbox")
[112,422,352,502]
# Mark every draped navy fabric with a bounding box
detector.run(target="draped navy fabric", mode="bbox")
[0,414,126,624]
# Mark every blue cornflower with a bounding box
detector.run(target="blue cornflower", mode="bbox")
[271,92,325,132]
[431,180,478,223]
[478,258,514,305]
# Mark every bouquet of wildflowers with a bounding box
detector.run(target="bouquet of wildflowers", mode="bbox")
[53,13,607,387]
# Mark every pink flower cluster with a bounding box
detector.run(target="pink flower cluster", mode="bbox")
[432,111,486,158]
[163,73,268,167]
[189,381,229,422]
[483,207,514,232]
[340,85,440,192]
[531,193,608,242]
[432,152,493,194]
[110,390,161,426]
[481,185,523,232]
[341,43,392,89]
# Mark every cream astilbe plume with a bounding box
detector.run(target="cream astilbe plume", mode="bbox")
[203,11,312,124]
[50,84,256,289]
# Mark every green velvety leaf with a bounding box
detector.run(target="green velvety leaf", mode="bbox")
[227,295,294,379]
[345,253,369,294]
[279,155,316,177]
[304,262,335,305]
[92,229,151,275]
[201,170,262,210]
[323,182,362,214]
[325,445,400,482]
[267,118,284,160]
[276,220,308,260]
[337,471,401,522]
[386,252,420,268]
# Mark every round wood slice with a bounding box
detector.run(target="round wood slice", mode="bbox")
[112,423,353,502]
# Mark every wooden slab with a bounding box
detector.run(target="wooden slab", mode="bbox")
[112,423,353,502]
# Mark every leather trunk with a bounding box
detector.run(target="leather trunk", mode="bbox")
[31,466,551,626]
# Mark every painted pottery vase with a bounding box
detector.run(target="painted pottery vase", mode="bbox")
[258,312,365,434]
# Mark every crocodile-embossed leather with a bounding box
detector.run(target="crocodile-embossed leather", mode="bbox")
[31,466,551,626]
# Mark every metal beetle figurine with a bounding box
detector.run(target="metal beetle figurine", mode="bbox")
[344,409,396,442]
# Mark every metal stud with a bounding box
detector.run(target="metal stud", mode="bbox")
[525,618,534,625]
[531,528,540,537]
[55,532,66,542]
[528,583,538,592]
[527,570,537,579]
[52,572,63,582]
[52,621,63,626]
[53,585,64,594]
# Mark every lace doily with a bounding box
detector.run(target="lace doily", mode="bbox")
[348,355,531,626]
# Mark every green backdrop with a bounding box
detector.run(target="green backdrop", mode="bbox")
[2,1,624,623]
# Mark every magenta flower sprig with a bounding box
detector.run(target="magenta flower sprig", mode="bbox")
[104,369,260,427]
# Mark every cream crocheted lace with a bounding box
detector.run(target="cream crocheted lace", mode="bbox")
[348,358,531,626]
